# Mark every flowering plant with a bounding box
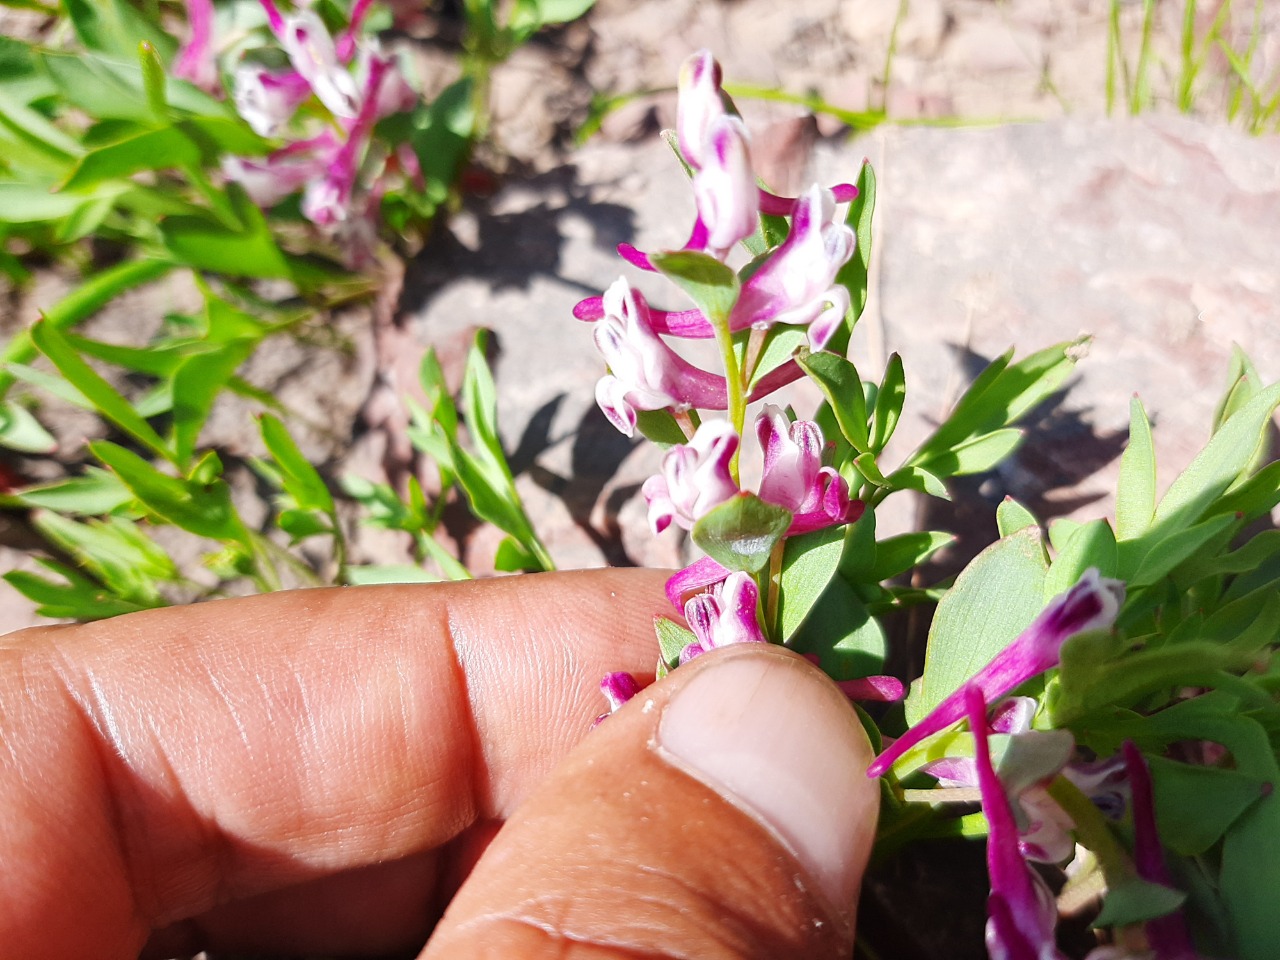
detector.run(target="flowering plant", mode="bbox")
[581,50,1280,960]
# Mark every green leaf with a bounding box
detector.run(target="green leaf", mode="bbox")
[462,331,506,468]
[90,440,247,543]
[691,493,793,574]
[870,353,905,453]
[276,507,331,542]
[776,525,845,640]
[1148,756,1267,856]
[259,414,334,514]
[4,558,149,620]
[1212,345,1262,435]
[869,531,955,583]
[494,536,540,572]
[32,509,175,603]
[911,340,1083,467]
[171,340,255,467]
[650,250,740,324]
[531,0,596,24]
[1044,518,1116,599]
[633,408,690,447]
[1128,512,1238,588]
[747,325,806,389]
[883,463,951,500]
[996,496,1039,537]
[60,126,202,192]
[919,427,1023,478]
[29,319,173,462]
[828,160,876,355]
[1211,459,1280,525]
[1094,877,1187,927]
[796,351,868,452]
[787,574,886,680]
[1,467,130,515]
[344,564,438,585]
[655,616,696,671]
[63,0,176,59]
[160,186,311,283]
[0,400,55,452]
[139,40,167,120]
[907,527,1048,725]
[1116,394,1157,540]
[0,258,173,398]
[1154,380,1280,532]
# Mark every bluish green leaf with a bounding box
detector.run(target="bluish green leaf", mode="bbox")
[63,0,176,59]
[870,353,905,453]
[907,526,1048,725]
[1044,518,1115,599]
[787,574,886,680]
[0,400,55,452]
[1116,394,1157,540]
[1212,345,1262,435]
[1094,877,1186,927]
[777,524,845,640]
[869,531,955,583]
[797,351,868,452]
[1129,512,1238,587]
[691,492,792,574]
[1148,756,1267,856]
[650,250,740,324]
[1154,381,1280,531]
[996,496,1039,537]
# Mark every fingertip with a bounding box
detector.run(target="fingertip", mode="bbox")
[425,643,878,960]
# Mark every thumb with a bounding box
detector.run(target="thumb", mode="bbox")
[423,642,880,960]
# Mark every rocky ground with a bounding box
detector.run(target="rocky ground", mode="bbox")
[3,0,1280,633]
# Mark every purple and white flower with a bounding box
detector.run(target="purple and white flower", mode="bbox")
[731,185,855,350]
[233,66,314,137]
[692,115,759,259]
[680,572,767,663]
[593,278,728,437]
[174,0,219,93]
[867,569,1125,779]
[756,405,859,533]
[967,686,1068,960]
[642,420,739,534]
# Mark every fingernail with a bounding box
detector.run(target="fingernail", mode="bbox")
[655,648,877,909]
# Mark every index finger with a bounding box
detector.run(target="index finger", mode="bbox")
[0,568,670,959]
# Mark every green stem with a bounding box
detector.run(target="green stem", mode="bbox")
[711,314,746,480]
[1046,774,1135,883]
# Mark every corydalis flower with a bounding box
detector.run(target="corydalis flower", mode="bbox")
[261,2,362,118]
[756,404,858,534]
[867,569,1125,779]
[731,185,855,350]
[175,0,218,93]
[643,420,739,534]
[593,671,643,727]
[681,572,767,663]
[968,686,1067,960]
[593,278,727,437]
[692,114,759,258]
[1122,741,1197,960]
[233,66,313,137]
[926,697,1077,864]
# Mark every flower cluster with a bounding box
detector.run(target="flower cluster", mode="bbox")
[175,0,418,265]
[581,50,895,711]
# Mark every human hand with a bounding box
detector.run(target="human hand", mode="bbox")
[0,569,878,959]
